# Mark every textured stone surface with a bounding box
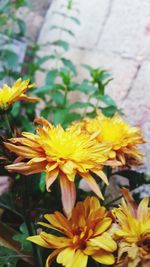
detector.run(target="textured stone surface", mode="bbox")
[38,0,110,48]
[122,61,150,174]
[97,0,150,60]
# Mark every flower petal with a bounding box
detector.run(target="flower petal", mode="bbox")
[27,235,50,248]
[46,169,59,191]
[60,173,76,218]
[81,172,104,200]
[89,232,117,252]
[92,250,115,265]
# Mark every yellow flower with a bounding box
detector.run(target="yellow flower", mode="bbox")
[77,111,144,167]
[5,118,111,216]
[0,78,39,111]
[27,196,117,267]
[113,188,150,267]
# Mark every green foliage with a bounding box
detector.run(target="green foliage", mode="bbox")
[13,223,32,252]
[0,247,18,267]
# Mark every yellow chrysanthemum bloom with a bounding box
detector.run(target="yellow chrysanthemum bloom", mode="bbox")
[0,78,39,111]
[27,196,117,267]
[113,188,150,267]
[77,111,144,167]
[5,118,111,216]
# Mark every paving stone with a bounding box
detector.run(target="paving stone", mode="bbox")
[122,61,150,174]
[98,0,150,60]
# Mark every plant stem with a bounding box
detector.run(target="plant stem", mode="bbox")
[22,176,42,267]
[0,202,23,219]
[3,113,12,135]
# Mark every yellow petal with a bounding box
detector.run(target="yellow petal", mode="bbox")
[89,232,117,252]
[46,249,62,267]
[71,250,88,267]
[27,235,50,248]
[93,217,112,236]
[57,248,75,267]
[92,251,115,265]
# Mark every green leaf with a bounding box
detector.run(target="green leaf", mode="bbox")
[101,105,117,117]
[70,16,80,25]
[50,25,75,37]
[53,108,68,124]
[53,12,80,25]
[45,69,58,84]
[0,15,7,26]
[13,223,32,252]
[32,85,54,96]
[63,112,82,127]
[0,0,9,12]
[0,247,18,267]
[40,107,51,119]
[98,95,117,107]
[16,18,26,36]
[61,58,77,75]
[0,49,19,68]
[69,101,93,110]
[78,80,96,93]
[11,102,21,117]
[36,55,56,65]
[15,0,30,8]
[82,64,93,72]
[51,92,65,105]
[39,173,46,192]
[0,71,5,79]
[51,40,69,51]
[60,68,71,86]
[19,115,33,132]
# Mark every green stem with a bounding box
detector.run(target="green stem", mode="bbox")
[22,176,42,267]
[3,113,12,135]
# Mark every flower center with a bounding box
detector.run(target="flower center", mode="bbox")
[71,226,89,250]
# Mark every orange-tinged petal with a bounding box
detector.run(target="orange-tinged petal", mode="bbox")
[93,217,112,236]
[34,117,52,128]
[4,142,39,158]
[137,197,149,221]
[40,232,69,249]
[5,162,45,175]
[46,249,62,267]
[121,187,138,217]
[18,94,40,102]
[46,169,59,191]
[44,214,71,234]
[60,173,76,218]
[92,169,109,185]
[81,172,104,200]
